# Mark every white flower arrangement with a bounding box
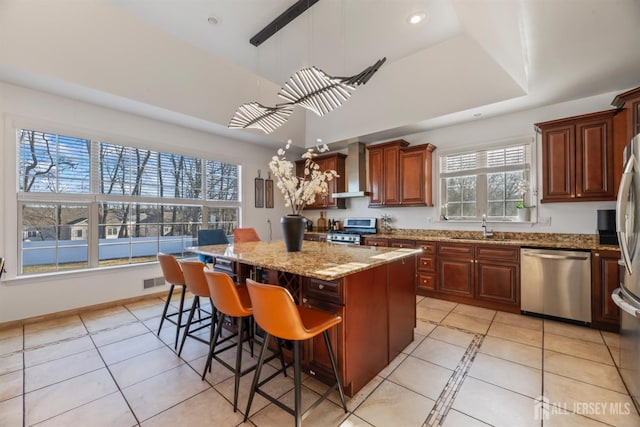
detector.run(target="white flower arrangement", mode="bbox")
[269,140,339,215]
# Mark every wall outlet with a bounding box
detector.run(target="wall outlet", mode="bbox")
[538,216,551,226]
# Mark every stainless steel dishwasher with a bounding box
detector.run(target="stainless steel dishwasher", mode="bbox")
[520,248,592,323]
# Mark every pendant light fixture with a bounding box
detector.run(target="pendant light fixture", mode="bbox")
[228,0,386,134]
[229,57,386,134]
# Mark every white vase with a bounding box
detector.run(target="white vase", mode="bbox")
[517,207,530,222]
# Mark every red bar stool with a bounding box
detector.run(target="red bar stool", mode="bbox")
[202,270,287,412]
[233,227,260,243]
[177,260,217,357]
[156,253,188,349]
[244,279,347,426]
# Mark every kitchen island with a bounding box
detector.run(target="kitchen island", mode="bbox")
[191,240,421,396]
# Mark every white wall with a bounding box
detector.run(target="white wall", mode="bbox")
[306,90,625,235]
[0,82,630,323]
[0,82,287,323]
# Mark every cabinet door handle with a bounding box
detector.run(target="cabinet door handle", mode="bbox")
[302,298,308,303]
[318,284,325,290]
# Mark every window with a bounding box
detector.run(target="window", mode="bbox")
[17,128,240,275]
[439,139,533,221]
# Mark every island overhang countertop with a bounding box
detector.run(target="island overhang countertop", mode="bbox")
[189,240,422,281]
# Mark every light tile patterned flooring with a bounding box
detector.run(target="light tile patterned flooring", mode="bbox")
[1,294,639,426]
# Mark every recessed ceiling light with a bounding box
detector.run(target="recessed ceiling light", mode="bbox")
[408,12,426,25]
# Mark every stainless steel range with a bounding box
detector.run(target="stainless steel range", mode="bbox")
[326,217,377,245]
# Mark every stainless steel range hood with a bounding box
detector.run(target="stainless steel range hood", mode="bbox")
[332,142,369,198]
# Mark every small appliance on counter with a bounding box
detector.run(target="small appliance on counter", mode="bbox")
[597,209,618,245]
[304,217,313,231]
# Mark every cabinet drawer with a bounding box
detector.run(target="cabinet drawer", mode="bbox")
[418,273,436,291]
[303,278,343,304]
[364,237,389,247]
[475,245,519,262]
[438,242,474,258]
[418,242,436,254]
[389,239,416,248]
[418,256,436,272]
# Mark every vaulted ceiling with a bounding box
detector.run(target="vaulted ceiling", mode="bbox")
[1,0,639,149]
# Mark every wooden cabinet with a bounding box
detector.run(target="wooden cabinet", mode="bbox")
[388,239,416,249]
[417,242,437,294]
[612,86,640,192]
[612,86,640,145]
[535,110,617,203]
[363,236,389,247]
[299,258,414,396]
[303,233,326,242]
[295,153,346,209]
[367,140,407,206]
[301,278,345,385]
[435,242,520,312]
[475,245,520,307]
[367,140,436,207]
[362,237,520,312]
[387,255,417,360]
[437,243,475,298]
[591,249,621,332]
[400,145,435,205]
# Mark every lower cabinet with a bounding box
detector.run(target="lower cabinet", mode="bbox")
[436,242,521,312]
[299,259,413,396]
[363,236,389,247]
[302,296,344,380]
[591,249,621,332]
[417,242,437,293]
[475,245,520,307]
[303,233,326,242]
[437,243,475,298]
[387,254,417,360]
[359,237,622,329]
[388,239,416,249]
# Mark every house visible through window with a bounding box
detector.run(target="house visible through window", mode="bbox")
[439,139,533,221]
[17,128,241,275]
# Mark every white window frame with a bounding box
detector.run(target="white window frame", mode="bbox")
[15,127,241,276]
[437,136,536,222]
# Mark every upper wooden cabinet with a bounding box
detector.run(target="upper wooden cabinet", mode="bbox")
[367,140,436,207]
[295,153,346,209]
[535,110,617,203]
[612,86,640,144]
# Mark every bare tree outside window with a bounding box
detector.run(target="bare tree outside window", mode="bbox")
[17,128,240,275]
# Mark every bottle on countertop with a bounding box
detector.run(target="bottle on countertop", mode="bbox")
[317,211,327,231]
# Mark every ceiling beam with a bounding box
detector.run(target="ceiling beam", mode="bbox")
[250,0,321,47]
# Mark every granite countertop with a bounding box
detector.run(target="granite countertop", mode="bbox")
[190,240,421,281]
[305,229,620,251]
[371,229,620,251]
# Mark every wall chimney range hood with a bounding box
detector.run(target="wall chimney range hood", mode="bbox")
[332,142,369,198]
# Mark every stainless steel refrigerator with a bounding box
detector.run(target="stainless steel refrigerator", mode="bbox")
[614,133,640,413]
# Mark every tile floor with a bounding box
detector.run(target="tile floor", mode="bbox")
[1,294,639,426]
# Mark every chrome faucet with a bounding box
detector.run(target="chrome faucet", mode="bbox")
[481,214,493,238]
